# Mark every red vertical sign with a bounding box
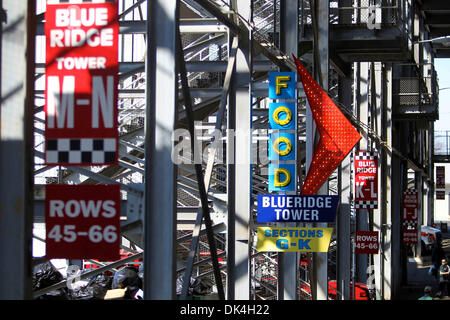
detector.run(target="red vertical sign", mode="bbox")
[436,190,446,200]
[44,1,119,166]
[355,231,379,254]
[402,189,418,244]
[45,184,121,260]
[436,166,445,189]
[354,151,378,209]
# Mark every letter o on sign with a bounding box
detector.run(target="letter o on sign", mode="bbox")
[272,136,292,156]
[273,106,292,126]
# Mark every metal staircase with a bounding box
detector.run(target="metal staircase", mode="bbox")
[32,0,406,300]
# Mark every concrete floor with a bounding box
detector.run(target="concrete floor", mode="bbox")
[398,231,450,300]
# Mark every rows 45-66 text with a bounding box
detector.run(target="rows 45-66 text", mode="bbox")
[47,224,118,243]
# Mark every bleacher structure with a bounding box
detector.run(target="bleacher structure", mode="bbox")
[0,0,443,300]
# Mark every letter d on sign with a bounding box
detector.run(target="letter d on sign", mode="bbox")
[274,167,291,187]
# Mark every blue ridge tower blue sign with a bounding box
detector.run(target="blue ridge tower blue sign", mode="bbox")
[257,194,339,223]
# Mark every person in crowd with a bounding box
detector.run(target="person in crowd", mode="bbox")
[439,258,450,297]
[431,234,445,280]
[419,286,433,300]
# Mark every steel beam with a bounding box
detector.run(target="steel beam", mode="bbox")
[428,122,435,227]
[276,0,300,301]
[310,0,329,301]
[382,63,393,300]
[36,19,228,35]
[143,0,178,300]
[0,0,35,300]
[176,21,226,300]
[415,171,423,258]
[35,60,277,75]
[356,62,369,284]
[226,0,252,300]
[337,74,353,300]
[373,62,383,300]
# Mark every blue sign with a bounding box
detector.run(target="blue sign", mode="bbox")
[269,72,297,100]
[269,102,296,130]
[269,132,296,161]
[257,194,339,223]
[268,163,296,192]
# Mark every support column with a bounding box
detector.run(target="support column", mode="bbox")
[278,0,299,300]
[356,62,369,284]
[0,0,35,300]
[144,0,178,300]
[423,180,429,227]
[382,63,393,300]
[415,172,423,258]
[373,62,383,300]
[428,122,435,227]
[389,153,402,299]
[337,75,352,300]
[309,0,329,300]
[227,0,252,300]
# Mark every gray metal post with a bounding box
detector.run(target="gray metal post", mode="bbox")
[0,0,35,300]
[278,0,299,301]
[415,172,423,258]
[382,63,393,300]
[373,62,383,300]
[337,75,353,300]
[392,156,406,298]
[227,0,252,300]
[309,0,329,300]
[356,62,369,284]
[428,122,435,227]
[144,0,178,300]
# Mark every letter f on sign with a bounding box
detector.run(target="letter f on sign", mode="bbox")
[275,76,290,95]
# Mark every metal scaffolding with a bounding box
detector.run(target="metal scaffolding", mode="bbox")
[0,0,441,300]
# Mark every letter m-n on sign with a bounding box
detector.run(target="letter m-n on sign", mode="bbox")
[44,1,119,166]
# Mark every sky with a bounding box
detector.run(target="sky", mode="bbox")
[434,59,450,132]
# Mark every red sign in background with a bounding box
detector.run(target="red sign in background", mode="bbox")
[44,1,119,166]
[403,230,418,244]
[354,151,378,209]
[403,190,418,221]
[436,166,445,189]
[436,190,446,200]
[402,189,418,244]
[45,184,121,260]
[355,231,379,254]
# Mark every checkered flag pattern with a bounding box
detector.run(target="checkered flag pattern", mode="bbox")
[403,220,418,229]
[46,138,117,165]
[404,189,417,195]
[355,151,377,160]
[355,200,378,209]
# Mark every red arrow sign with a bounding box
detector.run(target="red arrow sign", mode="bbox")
[292,55,361,195]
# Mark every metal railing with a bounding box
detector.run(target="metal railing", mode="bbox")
[300,0,400,26]
[435,131,450,156]
[392,63,438,110]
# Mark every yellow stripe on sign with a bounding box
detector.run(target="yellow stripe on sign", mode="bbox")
[256,227,333,252]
